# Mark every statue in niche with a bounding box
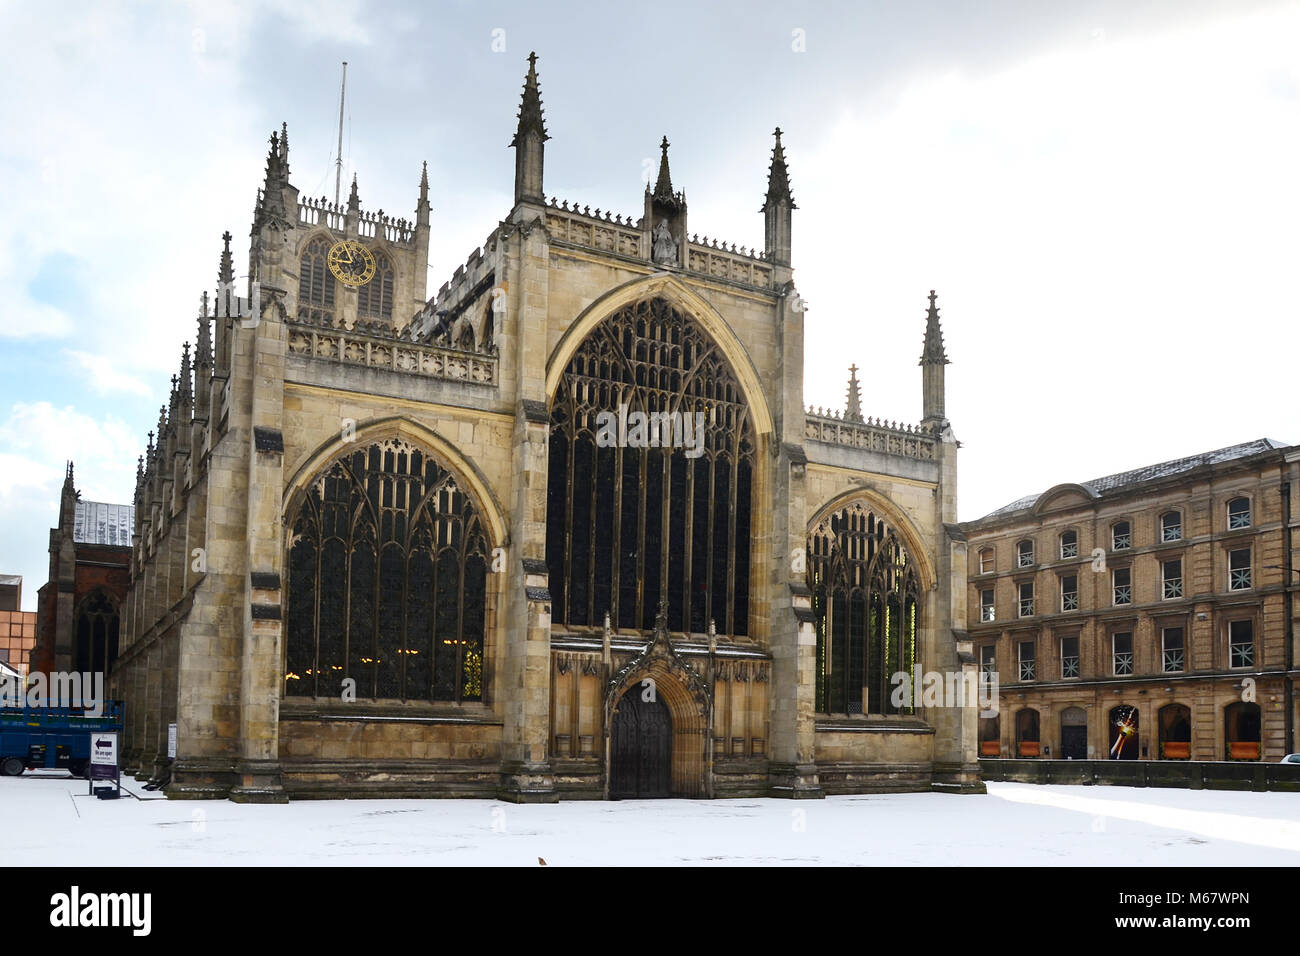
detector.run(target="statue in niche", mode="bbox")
[652,219,678,266]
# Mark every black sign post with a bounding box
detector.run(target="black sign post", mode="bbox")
[88,731,120,798]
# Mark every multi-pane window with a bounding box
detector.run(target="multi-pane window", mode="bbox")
[551,297,755,637]
[1161,511,1182,542]
[809,503,922,716]
[1018,640,1036,681]
[1227,497,1251,529]
[1018,581,1034,617]
[1017,540,1034,568]
[1061,635,1080,678]
[284,439,489,703]
[1162,559,1183,599]
[1229,620,1254,668]
[1112,632,1134,675]
[357,251,395,320]
[1112,567,1132,605]
[980,644,996,687]
[1060,530,1078,559]
[980,588,995,623]
[1061,574,1078,611]
[1229,548,1251,590]
[1112,521,1132,551]
[979,548,995,574]
[1162,627,1184,673]
[297,236,338,325]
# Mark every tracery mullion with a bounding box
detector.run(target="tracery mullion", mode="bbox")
[725,427,739,636]
[586,428,599,626]
[563,404,577,625]
[611,421,624,627]
[635,443,648,629]
[703,449,716,633]
[659,432,671,616]
[681,444,695,632]
[456,540,466,705]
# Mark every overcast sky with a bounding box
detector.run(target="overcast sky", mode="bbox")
[1,1,1297,610]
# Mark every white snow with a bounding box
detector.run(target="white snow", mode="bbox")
[5,771,1298,865]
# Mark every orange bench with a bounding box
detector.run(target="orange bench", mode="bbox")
[1161,741,1190,760]
[1018,741,1040,758]
[1229,741,1260,761]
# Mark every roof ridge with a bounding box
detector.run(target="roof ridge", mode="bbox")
[977,438,1291,521]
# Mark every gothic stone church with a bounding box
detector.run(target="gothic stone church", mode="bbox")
[112,55,982,802]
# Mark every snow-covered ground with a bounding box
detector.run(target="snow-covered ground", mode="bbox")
[5,771,1298,865]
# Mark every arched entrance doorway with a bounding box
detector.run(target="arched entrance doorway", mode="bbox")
[1159,703,1191,759]
[1015,708,1040,758]
[1225,702,1261,760]
[609,686,672,798]
[1059,706,1088,759]
[979,715,1001,757]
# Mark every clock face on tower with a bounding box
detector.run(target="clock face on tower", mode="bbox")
[327,240,377,287]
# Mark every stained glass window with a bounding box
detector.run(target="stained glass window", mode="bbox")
[547,297,755,637]
[284,438,489,703]
[809,503,922,715]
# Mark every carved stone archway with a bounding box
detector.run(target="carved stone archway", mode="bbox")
[605,601,712,798]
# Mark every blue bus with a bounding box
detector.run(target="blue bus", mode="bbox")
[0,702,125,777]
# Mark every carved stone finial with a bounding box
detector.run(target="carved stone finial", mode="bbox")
[920,288,950,366]
[844,364,864,423]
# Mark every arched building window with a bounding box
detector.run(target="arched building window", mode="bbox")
[808,503,921,715]
[357,250,395,320]
[298,236,336,324]
[74,591,119,677]
[283,438,489,703]
[546,297,755,636]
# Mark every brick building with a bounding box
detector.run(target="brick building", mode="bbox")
[962,439,1299,763]
[0,575,37,676]
[31,464,133,678]
[109,53,981,802]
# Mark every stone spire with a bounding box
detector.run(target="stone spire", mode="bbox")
[920,290,950,426]
[511,51,549,145]
[844,364,863,423]
[218,230,234,285]
[196,294,213,370]
[279,121,290,178]
[652,136,675,203]
[761,127,795,210]
[920,289,949,365]
[178,342,192,414]
[255,129,289,226]
[416,160,430,225]
[762,128,795,267]
[511,52,548,205]
[348,172,360,211]
[58,461,77,531]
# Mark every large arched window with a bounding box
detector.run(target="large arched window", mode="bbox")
[357,250,395,320]
[284,438,489,703]
[808,503,921,715]
[298,236,336,324]
[547,297,755,636]
[74,591,119,677]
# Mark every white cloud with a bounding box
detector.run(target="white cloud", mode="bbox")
[0,402,138,502]
[64,350,153,397]
[792,5,1300,519]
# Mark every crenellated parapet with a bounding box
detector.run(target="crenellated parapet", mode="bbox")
[804,408,938,461]
[286,310,497,385]
[542,196,774,290]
